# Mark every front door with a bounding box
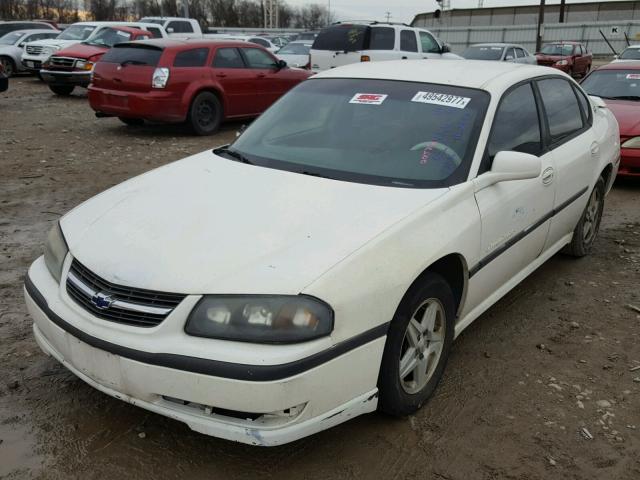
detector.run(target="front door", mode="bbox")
[211,47,256,117]
[240,46,282,112]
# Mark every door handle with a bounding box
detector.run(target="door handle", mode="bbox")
[542,167,554,186]
[257,72,266,78]
[590,143,600,156]
[402,56,408,59]
[216,72,227,78]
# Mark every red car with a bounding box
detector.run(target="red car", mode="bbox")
[0,63,8,92]
[88,40,312,134]
[581,62,640,178]
[41,26,151,96]
[536,41,592,77]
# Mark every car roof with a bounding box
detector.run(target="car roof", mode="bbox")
[287,40,313,45]
[545,41,580,45]
[471,43,522,48]
[7,29,59,35]
[140,16,190,21]
[595,61,640,71]
[124,39,252,49]
[622,44,640,49]
[314,59,562,91]
[0,20,52,24]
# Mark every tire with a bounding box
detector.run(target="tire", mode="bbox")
[187,91,222,136]
[0,56,15,77]
[49,85,74,96]
[564,177,605,257]
[118,117,144,126]
[378,273,456,417]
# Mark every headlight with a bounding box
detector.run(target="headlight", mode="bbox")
[152,67,169,88]
[622,136,640,148]
[42,46,59,55]
[75,60,94,71]
[185,295,333,343]
[555,59,569,66]
[44,222,68,283]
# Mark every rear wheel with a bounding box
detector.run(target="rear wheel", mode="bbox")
[378,273,455,416]
[0,56,15,77]
[49,85,74,96]
[118,117,144,126]
[187,92,222,136]
[564,177,605,257]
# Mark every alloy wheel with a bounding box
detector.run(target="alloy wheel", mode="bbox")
[582,187,601,244]
[1,57,14,77]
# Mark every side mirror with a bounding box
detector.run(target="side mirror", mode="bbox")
[441,43,451,54]
[236,124,247,138]
[614,54,619,59]
[474,151,542,191]
[276,59,287,69]
[166,27,174,33]
[588,95,607,109]
[19,42,25,48]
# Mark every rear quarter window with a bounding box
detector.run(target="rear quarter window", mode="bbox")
[173,48,209,67]
[100,46,163,66]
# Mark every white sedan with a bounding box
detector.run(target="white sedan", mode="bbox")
[25,60,619,446]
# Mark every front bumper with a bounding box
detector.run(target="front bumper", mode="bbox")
[0,75,7,92]
[40,69,91,87]
[619,147,640,177]
[24,256,384,446]
[21,53,48,72]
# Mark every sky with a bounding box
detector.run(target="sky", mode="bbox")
[284,0,606,24]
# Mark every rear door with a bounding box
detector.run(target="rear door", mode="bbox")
[399,29,421,60]
[310,24,368,71]
[366,26,397,61]
[211,47,256,117]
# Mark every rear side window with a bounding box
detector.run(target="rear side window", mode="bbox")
[487,82,542,160]
[369,27,394,50]
[242,48,275,68]
[146,27,163,38]
[419,31,440,53]
[168,21,194,33]
[174,48,209,67]
[537,78,584,143]
[312,25,367,51]
[213,48,245,68]
[400,30,418,52]
[100,45,163,66]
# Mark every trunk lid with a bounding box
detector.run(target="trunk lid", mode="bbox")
[93,43,163,92]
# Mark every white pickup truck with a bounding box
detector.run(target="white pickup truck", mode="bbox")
[21,21,168,74]
[138,17,205,39]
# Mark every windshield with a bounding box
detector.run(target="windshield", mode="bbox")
[581,70,640,100]
[228,79,489,188]
[139,18,165,25]
[84,27,132,47]
[278,43,310,55]
[0,31,23,45]
[59,25,96,40]
[462,46,504,60]
[540,44,574,55]
[619,48,640,60]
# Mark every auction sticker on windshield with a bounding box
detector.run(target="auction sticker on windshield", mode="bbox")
[626,74,640,80]
[411,91,471,109]
[349,93,388,105]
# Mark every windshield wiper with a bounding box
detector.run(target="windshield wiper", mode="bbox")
[609,95,640,101]
[213,146,253,164]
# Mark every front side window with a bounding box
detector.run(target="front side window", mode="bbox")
[242,47,276,68]
[369,27,395,50]
[213,47,245,68]
[174,48,209,67]
[505,48,516,60]
[168,21,194,33]
[537,78,584,142]
[400,30,418,52]
[581,69,640,101]
[229,78,490,188]
[146,27,163,38]
[487,82,542,160]
[419,31,440,53]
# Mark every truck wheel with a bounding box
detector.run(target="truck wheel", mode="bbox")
[0,56,15,77]
[378,272,455,417]
[49,85,74,96]
[118,117,144,126]
[188,92,222,136]
[563,177,605,257]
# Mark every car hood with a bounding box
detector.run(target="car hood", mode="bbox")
[61,151,448,295]
[604,99,640,136]
[0,45,19,55]
[55,43,106,59]
[27,39,77,48]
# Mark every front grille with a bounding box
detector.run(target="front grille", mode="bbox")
[26,45,44,55]
[537,60,555,66]
[65,259,186,327]
[49,56,76,69]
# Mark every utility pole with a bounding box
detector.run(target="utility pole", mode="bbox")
[328,0,331,25]
[559,0,566,23]
[385,11,391,22]
[264,0,278,29]
[181,0,189,18]
[536,0,545,52]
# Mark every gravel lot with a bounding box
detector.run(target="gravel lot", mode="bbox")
[1,76,639,480]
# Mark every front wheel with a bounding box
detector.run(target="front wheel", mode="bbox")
[0,56,16,77]
[49,85,74,96]
[187,91,222,136]
[378,273,455,416]
[564,177,605,257]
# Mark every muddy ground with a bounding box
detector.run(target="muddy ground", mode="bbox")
[1,76,639,480]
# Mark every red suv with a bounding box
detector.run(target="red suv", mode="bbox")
[41,26,151,96]
[536,41,592,77]
[88,40,312,134]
